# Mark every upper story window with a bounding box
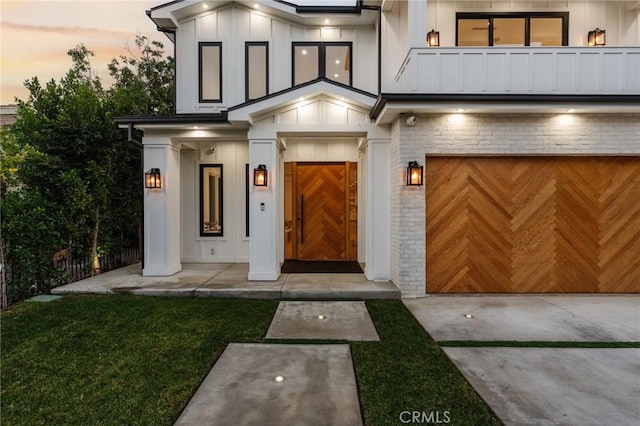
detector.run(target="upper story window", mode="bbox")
[457,12,568,47]
[246,42,269,101]
[292,42,352,86]
[199,42,222,103]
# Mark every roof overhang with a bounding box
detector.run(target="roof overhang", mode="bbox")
[228,77,376,123]
[371,94,640,124]
[147,0,379,35]
[114,112,231,130]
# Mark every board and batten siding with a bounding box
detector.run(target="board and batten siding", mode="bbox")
[175,4,377,113]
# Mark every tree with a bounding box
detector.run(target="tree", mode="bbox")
[1,38,174,306]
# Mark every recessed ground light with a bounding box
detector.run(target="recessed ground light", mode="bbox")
[317,315,326,320]
[274,375,285,383]
[324,19,330,24]
[334,73,339,78]
[193,126,200,129]
[464,314,473,319]
[301,50,307,55]
[456,108,465,113]
[335,59,340,64]
[567,109,576,113]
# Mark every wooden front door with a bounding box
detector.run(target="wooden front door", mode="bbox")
[294,163,349,260]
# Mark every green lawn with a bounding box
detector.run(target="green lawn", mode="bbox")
[1,296,499,425]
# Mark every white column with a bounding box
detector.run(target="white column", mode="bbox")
[408,0,428,48]
[248,138,280,281]
[365,139,390,280]
[143,136,181,276]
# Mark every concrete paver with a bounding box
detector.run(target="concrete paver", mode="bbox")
[443,347,640,426]
[404,295,640,342]
[282,274,400,299]
[175,343,362,426]
[266,301,379,341]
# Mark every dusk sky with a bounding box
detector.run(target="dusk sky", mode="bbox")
[1,0,165,104]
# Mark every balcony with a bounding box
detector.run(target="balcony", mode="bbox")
[391,47,640,95]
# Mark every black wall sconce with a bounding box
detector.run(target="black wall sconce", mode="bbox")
[427,29,440,47]
[588,28,606,46]
[145,168,161,189]
[407,161,423,186]
[254,164,268,187]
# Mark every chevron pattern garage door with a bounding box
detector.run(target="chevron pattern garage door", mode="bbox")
[426,157,640,293]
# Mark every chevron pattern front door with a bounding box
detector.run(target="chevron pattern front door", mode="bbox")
[426,157,640,293]
[295,163,349,260]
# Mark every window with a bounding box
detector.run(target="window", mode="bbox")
[456,13,568,47]
[199,42,222,102]
[200,164,223,236]
[246,42,268,101]
[292,42,352,86]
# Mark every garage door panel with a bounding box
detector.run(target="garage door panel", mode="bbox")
[598,158,640,293]
[426,156,640,293]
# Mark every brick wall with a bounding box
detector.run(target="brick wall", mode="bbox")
[390,113,640,297]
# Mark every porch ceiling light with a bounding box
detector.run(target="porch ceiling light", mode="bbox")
[254,164,268,187]
[407,161,423,187]
[145,168,161,189]
[427,29,440,47]
[588,28,605,46]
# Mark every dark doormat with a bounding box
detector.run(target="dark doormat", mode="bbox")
[281,260,363,274]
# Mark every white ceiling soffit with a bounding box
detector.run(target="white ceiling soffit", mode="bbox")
[149,0,380,30]
[374,102,640,125]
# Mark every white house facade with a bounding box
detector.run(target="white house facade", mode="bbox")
[116,0,640,297]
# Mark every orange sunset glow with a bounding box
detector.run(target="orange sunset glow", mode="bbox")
[1,0,166,104]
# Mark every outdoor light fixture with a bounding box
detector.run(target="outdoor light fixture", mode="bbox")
[426,29,440,47]
[145,168,161,189]
[588,28,606,46]
[317,315,326,320]
[254,164,268,187]
[407,161,423,186]
[274,375,285,383]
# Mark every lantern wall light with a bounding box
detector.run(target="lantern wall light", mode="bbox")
[588,28,605,46]
[407,161,423,186]
[145,168,162,189]
[427,29,440,47]
[254,164,268,187]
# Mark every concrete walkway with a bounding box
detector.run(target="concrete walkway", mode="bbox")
[176,300,379,425]
[404,295,640,426]
[175,343,362,426]
[51,263,400,299]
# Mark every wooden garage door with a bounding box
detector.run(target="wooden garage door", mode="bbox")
[426,157,640,293]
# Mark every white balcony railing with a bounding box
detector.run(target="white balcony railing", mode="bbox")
[391,47,640,95]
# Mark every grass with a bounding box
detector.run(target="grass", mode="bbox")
[352,300,500,426]
[1,296,500,425]
[1,295,278,426]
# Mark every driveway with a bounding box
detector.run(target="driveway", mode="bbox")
[404,295,640,426]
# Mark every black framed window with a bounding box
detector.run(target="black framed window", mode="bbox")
[292,42,352,86]
[456,12,568,47]
[246,42,269,101]
[200,164,223,237]
[199,42,222,103]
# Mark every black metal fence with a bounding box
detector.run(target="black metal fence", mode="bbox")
[1,239,140,307]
